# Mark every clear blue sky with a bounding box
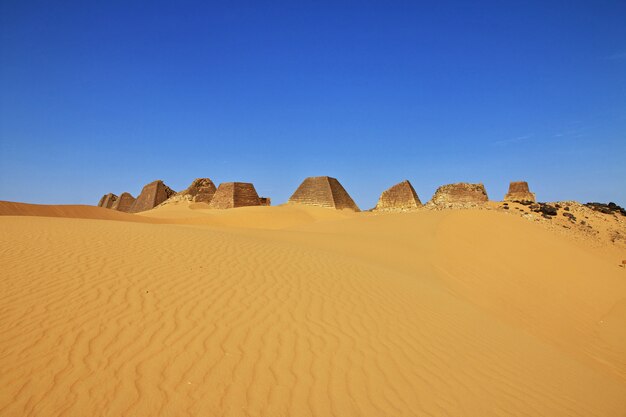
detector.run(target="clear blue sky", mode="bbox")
[1,1,625,209]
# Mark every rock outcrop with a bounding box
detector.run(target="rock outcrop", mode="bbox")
[430,183,489,206]
[129,180,176,213]
[504,181,536,202]
[111,192,136,212]
[374,180,422,211]
[98,193,118,209]
[288,176,360,211]
[208,182,262,209]
[585,202,626,216]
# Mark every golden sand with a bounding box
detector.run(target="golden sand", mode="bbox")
[1,201,625,416]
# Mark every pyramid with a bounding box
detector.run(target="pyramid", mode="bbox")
[129,180,176,213]
[288,176,360,211]
[184,178,217,203]
[160,178,217,206]
[504,181,536,202]
[374,180,422,211]
[111,192,136,212]
[97,193,118,208]
[208,182,262,209]
[430,183,489,206]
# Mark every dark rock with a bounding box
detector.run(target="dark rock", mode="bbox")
[585,202,626,216]
[563,212,576,222]
[540,205,558,216]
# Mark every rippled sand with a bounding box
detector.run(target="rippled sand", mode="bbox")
[1,201,625,416]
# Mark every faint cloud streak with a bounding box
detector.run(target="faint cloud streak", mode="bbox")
[492,134,533,146]
[606,51,626,60]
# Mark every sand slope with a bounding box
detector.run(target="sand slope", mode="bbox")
[0,201,160,223]
[1,204,625,416]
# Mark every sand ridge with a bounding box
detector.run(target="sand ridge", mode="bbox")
[1,202,626,416]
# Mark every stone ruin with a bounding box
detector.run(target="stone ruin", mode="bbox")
[129,180,176,213]
[97,193,118,209]
[208,182,263,209]
[180,178,217,203]
[259,197,271,206]
[159,178,217,206]
[504,181,536,202]
[430,182,489,206]
[374,180,422,211]
[111,192,136,213]
[288,176,360,211]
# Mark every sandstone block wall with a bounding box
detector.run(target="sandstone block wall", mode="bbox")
[288,176,360,211]
[208,182,262,209]
[374,180,422,211]
[430,183,489,206]
[259,197,271,206]
[129,180,176,213]
[504,181,536,202]
[111,192,136,212]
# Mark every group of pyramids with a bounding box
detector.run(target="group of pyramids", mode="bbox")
[98,176,536,213]
[97,179,270,213]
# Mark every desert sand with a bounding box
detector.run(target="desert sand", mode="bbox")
[1,200,626,416]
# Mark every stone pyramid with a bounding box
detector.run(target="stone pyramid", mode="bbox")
[129,180,176,213]
[504,181,536,202]
[98,193,118,209]
[208,182,262,209]
[184,178,217,203]
[111,192,136,212]
[374,180,422,211]
[430,183,489,206]
[288,176,360,211]
[160,178,217,206]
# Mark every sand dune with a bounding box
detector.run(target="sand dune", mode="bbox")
[1,204,625,416]
[0,201,160,223]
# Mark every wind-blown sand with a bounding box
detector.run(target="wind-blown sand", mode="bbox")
[1,201,625,416]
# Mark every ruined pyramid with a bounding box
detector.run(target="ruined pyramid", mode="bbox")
[504,181,536,202]
[159,178,217,206]
[97,193,118,209]
[288,176,360,211]
[374,180,422,211]
[430,182,489,206]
